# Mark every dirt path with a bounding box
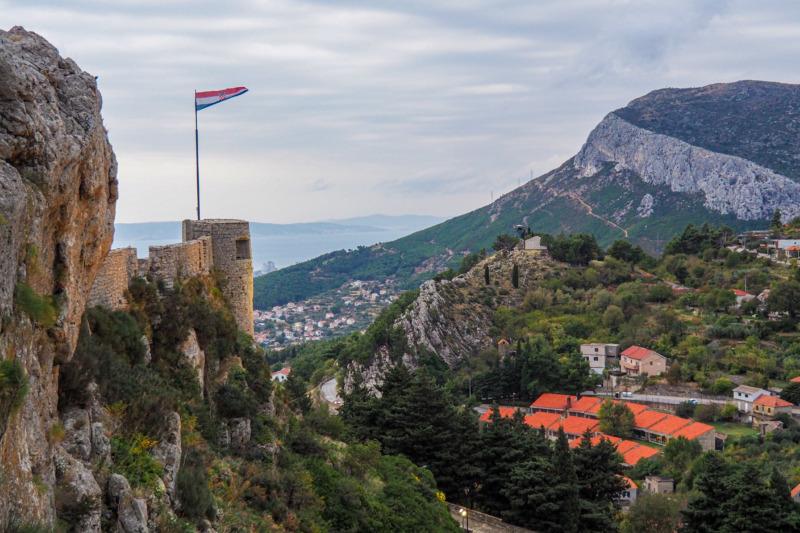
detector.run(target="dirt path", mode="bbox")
[563,191,629,238]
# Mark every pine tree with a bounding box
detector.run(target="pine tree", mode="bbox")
[681,452,734,532]
[549,429,580,533]
[573,433,627,532]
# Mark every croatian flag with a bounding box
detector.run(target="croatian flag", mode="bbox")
[195,86,248,111]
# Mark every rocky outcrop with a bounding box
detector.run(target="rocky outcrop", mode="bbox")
[108,474,149,533]
[0,26,117,527]
[179,328,205,393]
[573,113,800,221]
[150,412,181,504]
[54,448,103,532]
[347,250,563,392]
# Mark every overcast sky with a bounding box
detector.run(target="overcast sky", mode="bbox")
[2,1,799,223]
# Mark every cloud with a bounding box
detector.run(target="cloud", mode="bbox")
[1,0,798,223]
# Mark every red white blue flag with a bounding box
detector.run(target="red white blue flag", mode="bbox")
[195,86,248,111]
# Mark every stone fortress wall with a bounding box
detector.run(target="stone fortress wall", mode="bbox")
[88,219,254,336]
[87,247,138,310]
[182,219,254,336]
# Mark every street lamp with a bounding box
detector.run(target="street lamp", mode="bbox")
[458,508,467,530]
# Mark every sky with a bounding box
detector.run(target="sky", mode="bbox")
[2,0,800,223]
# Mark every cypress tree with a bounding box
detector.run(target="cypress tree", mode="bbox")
[484,264,490,285]
[549,429,580,533]
[512,264,519,288]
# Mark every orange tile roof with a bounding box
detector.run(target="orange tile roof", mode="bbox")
[585,399,648,417]
[622,445,659,466]
[479,406,517,423]
[732,289,752,297]
[754,395,794,408]
[791,376,800,384]
[634,410,669,429]
[616,440,641,454]
[530,393,577,411]
[621,345,662,361]
[553,416,599,436]
[648,415,693,436]
[569,433,622,449]
[622,476,638,489]
[524,412,561,430]
[671,422,715,440]
[792,483,800,498]
[570,396,603,414]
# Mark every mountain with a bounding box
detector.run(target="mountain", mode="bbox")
[114,214,442,269]
[255,80,800,309]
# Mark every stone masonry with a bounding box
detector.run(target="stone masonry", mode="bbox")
[182,219,254,336]
[87,248,137,310]
[88,219,253,336]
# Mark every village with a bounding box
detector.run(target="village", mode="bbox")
[253,279,401,349]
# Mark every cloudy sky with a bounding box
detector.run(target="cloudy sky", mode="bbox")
[2,1,799,223]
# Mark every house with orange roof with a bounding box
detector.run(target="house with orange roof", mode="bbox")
[271,366,292,382]
[568,396,604,418]
[568,433,660,467]
[731,288,756,307]
[529,393,577,414]
[732,385,770,422]
[753,395,794,420]
[792,483,800,504]
[620,346,667,377]
[523,411,561,431]
[545,416,600,441]
[791,376,800,384]
[478,406,518,424]
[643,415,693,445]
[671,422,716,450]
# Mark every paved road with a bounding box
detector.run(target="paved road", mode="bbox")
[596,391,730,406]
[320,377,342,409]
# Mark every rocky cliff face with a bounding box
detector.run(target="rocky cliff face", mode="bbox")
[0,26,117,526]
[572,113,800,221]
[347,250,564,391]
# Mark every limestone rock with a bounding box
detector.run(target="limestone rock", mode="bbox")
[54,448,102,532]
[150,411,181,503]
[229,417,251,451]
[62,408,92,462]
[0,26,117,526]
[179,328,205,392]
[90,422,110,463]
[573,113,800,221]
[108,474,149,533]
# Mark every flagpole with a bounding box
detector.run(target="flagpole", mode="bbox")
[194,90,201,220]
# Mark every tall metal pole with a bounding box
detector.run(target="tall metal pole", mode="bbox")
[194,90,201,220]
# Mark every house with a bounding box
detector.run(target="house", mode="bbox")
[775,239,800,259]
[620,346,667,377]
[497,338,512,358]
[732,385,770,422]
[569,433,659,467]
[793,483,800,504]
[521,235,547,251]
[644,476,674,494]
[753,395,793,419]
[478,406,518,424]
[731,289,756,307]
[791,376,800,384]
[580,343,620,374]
[617,477,638,507]
[530,393,577,414]
[271,367,291,382]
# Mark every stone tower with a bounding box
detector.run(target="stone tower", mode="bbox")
[182,219,254,336]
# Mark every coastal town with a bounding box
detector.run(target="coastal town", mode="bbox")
[253,279,400,349]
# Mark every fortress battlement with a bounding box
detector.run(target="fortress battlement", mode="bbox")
[88,219,254,336]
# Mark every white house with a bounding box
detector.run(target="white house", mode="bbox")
[732,385,769,422]
[580,343,620,374]
[731,289,756,308]
[271,367,292,382]
[522,236,547,251]
[617,477,638,508]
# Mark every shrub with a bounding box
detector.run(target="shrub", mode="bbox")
[0,359,28,437]
[14,283,57,327]
[710,377,736,396]
[176,449,214,522]
[111,434,163,490]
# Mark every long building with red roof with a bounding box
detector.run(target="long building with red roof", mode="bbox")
[528,393,717,450]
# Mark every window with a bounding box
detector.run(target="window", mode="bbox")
[593,357,599,361]
[235,238,251,260]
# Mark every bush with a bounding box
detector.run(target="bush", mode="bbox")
[647,284,673,303]
[710,377,736,396]
[0,359,28,437]
[177,449,214,522]
[111,434,163,490]
[14,283,57,327]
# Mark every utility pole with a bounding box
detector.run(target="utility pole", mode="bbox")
[194,89,201,220]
